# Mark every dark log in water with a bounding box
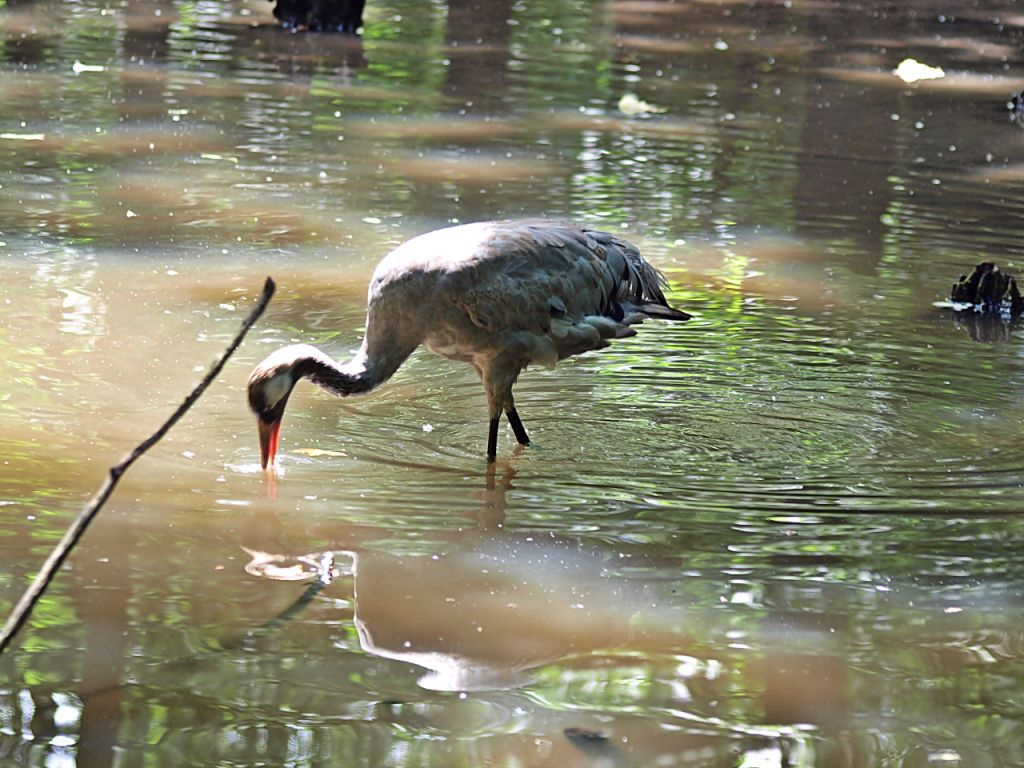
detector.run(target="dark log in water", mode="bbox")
[272,0,365,32]
[951,262,1024,315]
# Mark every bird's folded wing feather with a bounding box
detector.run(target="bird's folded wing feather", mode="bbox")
[439,222,672,335]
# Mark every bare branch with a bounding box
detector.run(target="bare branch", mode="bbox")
[0,277,276,654]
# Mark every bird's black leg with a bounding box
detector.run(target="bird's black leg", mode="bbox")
[487,414,500,462]
[505,407,530,446]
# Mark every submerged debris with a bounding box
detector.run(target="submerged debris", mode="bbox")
[564,727,608,743]
[564,727,618,758]
[951,262,1024,315]
[949,262,1022,342]
[272,0,364,32]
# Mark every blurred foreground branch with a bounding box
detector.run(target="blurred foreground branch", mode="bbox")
[0,277,276,654]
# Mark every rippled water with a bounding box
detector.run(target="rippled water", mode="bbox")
[3,0,1024,765]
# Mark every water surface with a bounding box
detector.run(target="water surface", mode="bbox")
[3,0,1024,765]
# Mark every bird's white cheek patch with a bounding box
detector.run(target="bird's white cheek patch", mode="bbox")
[265,373,294,408]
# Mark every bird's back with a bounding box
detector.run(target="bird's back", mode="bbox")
[364,220,688,372]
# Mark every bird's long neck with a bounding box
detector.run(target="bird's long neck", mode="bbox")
[290,342,406,398]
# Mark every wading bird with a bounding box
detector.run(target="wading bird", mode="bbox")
[247,220,690,467]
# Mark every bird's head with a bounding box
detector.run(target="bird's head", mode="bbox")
[247,345,320,469]
[247,364,294,470]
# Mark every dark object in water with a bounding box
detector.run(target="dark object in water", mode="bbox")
[564,727,608,743]
[272,0,365,32]
[1010,91,1024,126]
[951,262,1024,315]
[564,727,617,758]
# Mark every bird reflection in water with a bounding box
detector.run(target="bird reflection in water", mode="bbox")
[233,468,852,765]
[242,529,665,691]
[236,523,846,764]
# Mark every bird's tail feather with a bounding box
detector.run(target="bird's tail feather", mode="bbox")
[637,303,692,321]
[582,225,692,322]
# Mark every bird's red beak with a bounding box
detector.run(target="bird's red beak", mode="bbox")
[258,418,282,470]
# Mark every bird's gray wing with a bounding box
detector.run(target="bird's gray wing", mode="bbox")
[438,222,675,366]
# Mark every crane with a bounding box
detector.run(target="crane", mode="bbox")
[247,220,691,467]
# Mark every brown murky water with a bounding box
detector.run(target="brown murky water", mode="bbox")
[3,0,1024,765]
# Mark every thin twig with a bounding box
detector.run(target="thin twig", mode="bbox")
[0,277,276,654]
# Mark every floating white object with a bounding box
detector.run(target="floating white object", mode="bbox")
[618,93,664,116]
[72,60,105,74]
[292,447,346,457]
[894,58,945,83]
